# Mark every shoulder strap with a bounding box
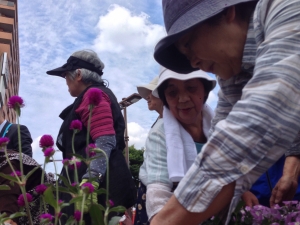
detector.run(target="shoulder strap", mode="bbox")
[2,123,12,138]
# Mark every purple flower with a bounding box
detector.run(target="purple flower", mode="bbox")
[88,88,102,106]
[39,135,54,148]
[71,182,77,187]
[8,96,24,109]
[56,212,62,218]
[17,193,33,207]
[62,159,69,166]
[0,137,10,147]
[44,147,55,157]
[86,143,97,157]
[109,199,114,207]
[74,210,81,222]
[70,120,82,131]
[69,157,81,170]
[10,170,21,177]
[39,213,53,222]
[81,182,95,193]
[36,184,47,195]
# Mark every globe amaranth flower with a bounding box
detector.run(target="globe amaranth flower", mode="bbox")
[62,159,69,166]
[8,96,24,109]
[109,199,114,207]
[69,157,81,170]
[74,210,81,222]
[10,170,21,177]
[17,193,33,207]
[39,135,54,149]
[71,182,77,187]
[0,137,10,148]
[35,184,47,195]
[39,213,53,222]
[44,147,55,157]
[70,120,82,131]
[87,88,102,106]
[81,182,95,194]
[85,143,97,157]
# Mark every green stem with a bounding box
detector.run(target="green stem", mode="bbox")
[104,207,109,225]
[71,132,79,184]
[64,166,71,185]
[20,186,33,225]
[3,147,21,184]
[52,156,59,225]
[16,117,24,182]
[41,157,46,184]
[79,194,86,225]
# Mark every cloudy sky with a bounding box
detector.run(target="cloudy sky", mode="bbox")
[17,0,219,173]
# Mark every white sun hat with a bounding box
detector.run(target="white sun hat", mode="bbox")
[136,76,159,100]
[152,67,216,98]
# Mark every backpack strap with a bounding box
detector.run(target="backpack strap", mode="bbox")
[2,123,12,138]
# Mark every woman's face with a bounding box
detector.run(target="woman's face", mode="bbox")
[146,93,163,113]
[65,73,82,97]
[164,78,206,125]
[175,9,246,80]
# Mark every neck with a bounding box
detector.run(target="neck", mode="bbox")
[181,114,206,143]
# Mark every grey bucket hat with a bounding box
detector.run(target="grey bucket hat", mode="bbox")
[154,0,257,74]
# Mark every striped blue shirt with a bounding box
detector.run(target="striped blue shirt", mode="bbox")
[174,0,300,223]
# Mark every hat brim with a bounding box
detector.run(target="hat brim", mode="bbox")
[137,84,157,100]
[152,69,216,98]
[46,66,70,77]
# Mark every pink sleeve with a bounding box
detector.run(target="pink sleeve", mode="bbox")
[75,88,116,141]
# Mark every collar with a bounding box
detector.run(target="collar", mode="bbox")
[0,120,7,133]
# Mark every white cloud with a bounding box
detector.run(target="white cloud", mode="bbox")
[127,122,149,149]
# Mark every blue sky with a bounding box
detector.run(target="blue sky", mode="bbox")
[17,0,219,173]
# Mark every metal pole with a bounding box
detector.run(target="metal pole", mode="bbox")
[123,106,129,167]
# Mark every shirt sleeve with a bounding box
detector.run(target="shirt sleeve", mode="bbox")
[174,0,300,214]
[75,89,115,140]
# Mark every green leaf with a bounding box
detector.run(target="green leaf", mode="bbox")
[108,216,122,225]
[89,204,104,225]
[65,216,76,225]
[0,184,10,190]
[58,186,72,194]
[43,186,57,209]
[0,212,7,218]
[0,172,19,183]
[95,188,107,196]
[69,196,84,204]
[71,153,86,162]
[9,212,27,218]
[56,174,71,187]
[25,166,40,181]
[109,206,126,214]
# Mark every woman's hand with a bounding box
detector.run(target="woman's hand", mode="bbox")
[241,191,259,207]
[4,219,17,225]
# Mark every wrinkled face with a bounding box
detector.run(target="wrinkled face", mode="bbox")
[175,18,244,80]
[64,73,81,97]
[164,78,205,125]
[146,92,163,112]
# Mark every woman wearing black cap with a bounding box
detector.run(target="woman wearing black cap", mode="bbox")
[47,49,136,223]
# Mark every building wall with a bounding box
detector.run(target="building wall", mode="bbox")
[0,0,19,122]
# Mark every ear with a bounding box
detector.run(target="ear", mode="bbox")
[225,6,236,23]
[75,69,83,81]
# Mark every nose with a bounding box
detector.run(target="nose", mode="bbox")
[190,55,202,69]
[178,91,190,103]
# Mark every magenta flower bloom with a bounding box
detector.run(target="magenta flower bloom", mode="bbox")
[85,143,97,157]
[70,120,82,131]
[0,137,10,147]
[10,170,21,177]
[56,212,62,218]
[74,210,81,222]
[69,157,81,170]
[17,193,33,207]
[8,96,24,109]
[81,182,95,194]
[88,88,102,106]
[39,135,54,148]
[109,199,114,207]
[58,199,63,205]
[71,182,77,187]
[36,184,47,195]
[62,159,69,166]
[44,147,55,157]
[39,213,53,222]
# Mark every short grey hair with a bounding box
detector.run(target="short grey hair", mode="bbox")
[68,50,105,85]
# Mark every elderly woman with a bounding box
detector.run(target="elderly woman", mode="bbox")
[46,50,136,223]
[139,67,215,223]
[134,76,163,225]
[151,0,300,224]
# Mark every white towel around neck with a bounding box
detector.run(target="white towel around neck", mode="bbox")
[163,104,214,182]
